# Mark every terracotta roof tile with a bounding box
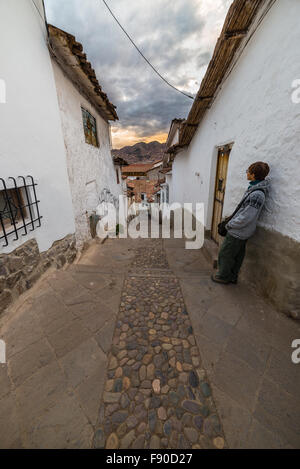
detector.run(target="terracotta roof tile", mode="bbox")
[122,164,155,174]
[48,24,118,121]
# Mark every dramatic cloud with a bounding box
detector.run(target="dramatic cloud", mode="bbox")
[45,0,232,147]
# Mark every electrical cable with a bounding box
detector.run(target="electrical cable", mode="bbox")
[101,0,194,100]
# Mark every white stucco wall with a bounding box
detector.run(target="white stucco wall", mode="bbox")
[171,0,300,243]
[0,0,75,254]
[51,59,121,247]
[115,165,127,195]
[120,169,128,195]
[165,174,173,205]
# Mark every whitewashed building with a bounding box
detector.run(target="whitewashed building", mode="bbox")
[162,119,185,205]
[0,1,120,313]
[113,156,128,198]
[166,0,300,319]
[49,24,121,248]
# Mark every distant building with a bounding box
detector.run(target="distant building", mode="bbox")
[161,119,185,205]
[166,0,300,319]
[126,179,160,204]
[146,160,164,181]
[113,156,128,198]
[122,160,164,205]
[121,163,156,180]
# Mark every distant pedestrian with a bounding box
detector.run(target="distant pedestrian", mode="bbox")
[212,161,270,284]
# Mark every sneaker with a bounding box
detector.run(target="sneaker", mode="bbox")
[211,273,231,284]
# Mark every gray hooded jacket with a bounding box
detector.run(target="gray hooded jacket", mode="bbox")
[226,179,269,240]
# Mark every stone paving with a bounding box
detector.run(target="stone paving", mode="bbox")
[0,235,299,449]
[0,238,132,449]
[94,240,225,449]
[164,238,300,449]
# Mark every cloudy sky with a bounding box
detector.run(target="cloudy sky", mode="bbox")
[45,0,232,148]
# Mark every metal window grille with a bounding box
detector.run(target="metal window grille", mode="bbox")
[0,176,42,247]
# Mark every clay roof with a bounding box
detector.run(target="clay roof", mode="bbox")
[122,163,155,174]
[174,0,264,150]
[48,24,118,121]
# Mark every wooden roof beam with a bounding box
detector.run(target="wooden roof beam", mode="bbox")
[194,96,213,102]
[224,29,248,39]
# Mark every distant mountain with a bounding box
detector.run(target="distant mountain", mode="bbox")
[112,141,166,164]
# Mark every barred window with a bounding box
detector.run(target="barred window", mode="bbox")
[0,177,42,247]
[81,107,99,147]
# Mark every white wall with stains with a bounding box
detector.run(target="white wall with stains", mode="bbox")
[51,59,122,247]
[0,0,75,254]
[170,0,300,243]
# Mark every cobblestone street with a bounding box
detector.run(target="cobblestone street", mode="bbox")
[0,235,299,449]
[2,0,300,454]
[94,240,225,449]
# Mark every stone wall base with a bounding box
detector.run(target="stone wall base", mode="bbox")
[241,227,300,320]
[201,226,299,320]
[0,234,77,315]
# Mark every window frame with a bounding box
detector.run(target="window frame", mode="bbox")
[0,188,27,230]
[81,107,99,148]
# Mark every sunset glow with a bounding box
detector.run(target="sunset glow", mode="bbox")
[111,127,168,149]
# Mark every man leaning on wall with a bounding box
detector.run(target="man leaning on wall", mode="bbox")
[212,161,270,285]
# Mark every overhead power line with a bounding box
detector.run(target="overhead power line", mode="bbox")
[101,0,194,100]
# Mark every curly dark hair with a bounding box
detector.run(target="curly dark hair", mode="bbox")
[248,162,270,181]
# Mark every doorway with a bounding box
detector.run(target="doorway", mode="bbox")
[211,146,231,243]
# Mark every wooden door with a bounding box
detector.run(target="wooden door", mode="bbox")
[211,147,230,243]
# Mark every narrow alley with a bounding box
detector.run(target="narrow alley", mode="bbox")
[1,0,300,453]
[0,234,299,449]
